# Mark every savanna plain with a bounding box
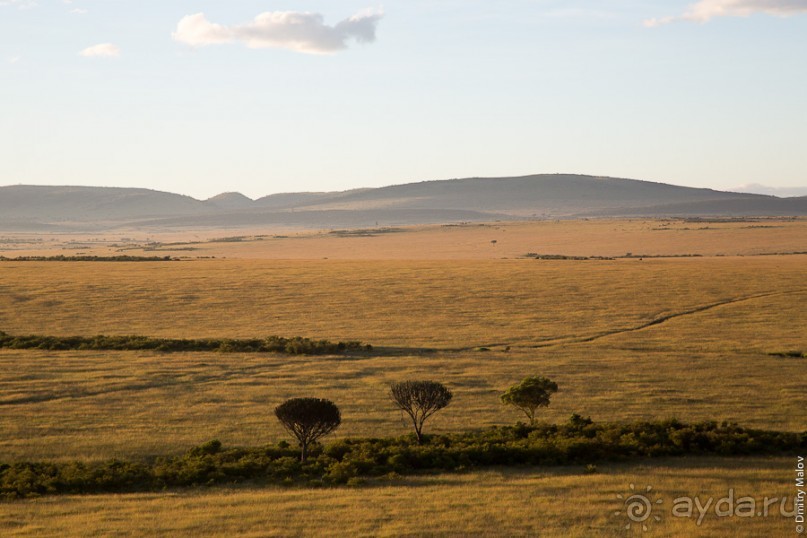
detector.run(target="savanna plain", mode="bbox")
[1,218,805,536]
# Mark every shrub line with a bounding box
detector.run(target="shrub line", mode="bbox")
[0,255,176,262]
[2,417,804,499]
[0,332,371,355]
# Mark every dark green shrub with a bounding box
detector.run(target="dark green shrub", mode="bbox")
[0,332,369,355]
[190,440,223,456]
[2,419,803,499]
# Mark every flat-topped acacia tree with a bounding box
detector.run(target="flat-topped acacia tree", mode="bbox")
[389,380,453,444]
[274,397,341,462]
[500,376,558,426]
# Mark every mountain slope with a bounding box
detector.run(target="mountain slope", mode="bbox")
[275,174,764,214]
[0,185,209,220]
[1,175,805,231]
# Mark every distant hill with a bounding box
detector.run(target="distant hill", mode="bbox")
[205,192,254,210]
[260,174,773,216]
[1,175,805,231]
[0,185,208,220]
[580,196,807,217]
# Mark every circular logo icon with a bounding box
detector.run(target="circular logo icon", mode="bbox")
[615,484,663,531]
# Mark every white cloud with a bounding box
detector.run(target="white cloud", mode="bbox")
[172,9,383,54]
[643,16,676,28]
[80,43,120,58]
[173,14,231,47]
[8,55,21,64]
[0,0,37,9]
[71,8,87,14]
[645,0,807,27]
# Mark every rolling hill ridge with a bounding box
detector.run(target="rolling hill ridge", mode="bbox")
[1,174,805,231]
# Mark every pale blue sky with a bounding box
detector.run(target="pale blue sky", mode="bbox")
[2,1,806,199]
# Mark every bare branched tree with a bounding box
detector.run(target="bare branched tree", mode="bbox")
[274,397,341,462]
[389,380,452,444]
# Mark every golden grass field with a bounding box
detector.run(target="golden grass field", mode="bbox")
[0,218,805,536]
[1,458,800,537]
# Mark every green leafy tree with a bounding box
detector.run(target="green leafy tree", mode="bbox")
[390,381,453,444]
[500,376,558,425]
[274,398,341,462]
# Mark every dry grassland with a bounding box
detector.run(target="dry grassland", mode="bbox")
[0,458,798,537]
[2,218,806,259]
[0,219,805,536]
[0,342,804,460]
[1,257,805,348]
[0,256,804,460]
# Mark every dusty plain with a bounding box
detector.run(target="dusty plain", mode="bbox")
[1,218,805,536]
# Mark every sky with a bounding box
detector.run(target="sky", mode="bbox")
[1,0,806,200]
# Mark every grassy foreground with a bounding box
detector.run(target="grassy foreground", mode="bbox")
[0,457,798,537]
[2,418,802,499]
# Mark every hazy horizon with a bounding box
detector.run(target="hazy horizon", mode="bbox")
[2,174,806,202]
[2,2,806,200]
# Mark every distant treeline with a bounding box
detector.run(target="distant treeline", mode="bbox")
[1,417,804,499]
[523,253,706,260]
[0,255,175,262]
[0,332,370,355]
[525,253,614,260]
